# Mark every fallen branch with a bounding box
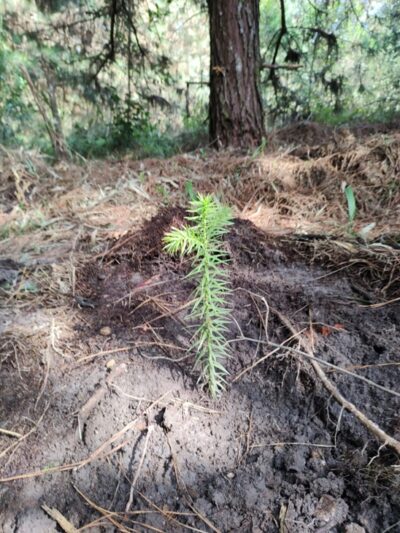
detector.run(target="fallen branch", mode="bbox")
[273,308,400,456]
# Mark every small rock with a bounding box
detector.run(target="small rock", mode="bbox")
[314,495,348,527]
[226,472,235,479]
[106,358,116,369]
[315,494,337,522]
[99,326,112,336]
[344,524,366,533]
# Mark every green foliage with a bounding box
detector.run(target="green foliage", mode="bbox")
[1,0,400,154]
[344,184,357,224]
[176,109,209,152]
[0,0,210,158]
[0,17,31,144]
[260,0,400,125]
[164,195,233,397]
[68,123,173,159]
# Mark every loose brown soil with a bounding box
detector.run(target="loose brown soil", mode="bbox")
[1,208,400,532]
[1,124,400,532]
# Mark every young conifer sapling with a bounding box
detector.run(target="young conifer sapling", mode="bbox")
[163,194,233,397]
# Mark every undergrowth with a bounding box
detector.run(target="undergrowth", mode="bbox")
[164,195,233,397]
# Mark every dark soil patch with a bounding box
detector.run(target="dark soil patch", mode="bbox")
[1,209,400,532]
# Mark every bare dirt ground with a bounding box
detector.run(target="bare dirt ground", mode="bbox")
[0,122,399,532]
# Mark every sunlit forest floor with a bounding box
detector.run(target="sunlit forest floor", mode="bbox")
[1,122,400,532]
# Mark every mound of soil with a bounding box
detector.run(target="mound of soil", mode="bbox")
[1,209,399,532]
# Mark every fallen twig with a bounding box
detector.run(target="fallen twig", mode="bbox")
[251,441,335,449]
[111,384,220,415]
[231,330,305,382]
[231,334,400,399]
[125,425,154,513]
[0,428,23,439]
[76,346,130,364]
[268,341,400,399]
[76,363,127,440]
[73,485,131,532]
[41,504,78,533]
[0,391,171,483]
[273,308,400,456]
[0,403,49,461]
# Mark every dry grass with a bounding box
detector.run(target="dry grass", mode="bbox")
[1,123,399,320]
[0,126,398,256]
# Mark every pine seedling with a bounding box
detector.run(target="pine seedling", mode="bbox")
[163,194,233,397]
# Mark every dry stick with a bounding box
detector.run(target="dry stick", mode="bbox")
[76,363,127,441]
[0,428,23,439]
[134,341,187,353]
[131,299,193,330]
[76,390,171,470]
[233,335,400,399]
[128,522,164,533]
[41,504,78,533]
[273,308,400,456]
[330,361,400,372]
[34,347,51,410]
[111,384,220,415]
[112,278,170,305]
[382,520,400,533]
[137,492,205,533]
[268,342,400,399]
[125,425,154,513]
[113,457,203,533]
[0,403,49,461]
[77,485,170,532]
[251,442,335,449]
[0,391,171,483]
[79,515,116,531]
[73,484,133,533]
[139,349,190,362]
[360,296,400,308]
[76,346,130,364]
[0,460,86,483]
[231,330,305,383]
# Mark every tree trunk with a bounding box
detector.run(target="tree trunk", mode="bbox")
[21,66,69,161]
[207,0,265,148]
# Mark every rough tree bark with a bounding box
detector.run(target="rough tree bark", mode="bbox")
[207,0,265,148]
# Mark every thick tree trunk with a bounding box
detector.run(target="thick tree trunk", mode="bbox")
[207,0,265,148]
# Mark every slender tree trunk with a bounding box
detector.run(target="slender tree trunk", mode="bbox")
[207,0,265,148]
[21,66,69,160]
